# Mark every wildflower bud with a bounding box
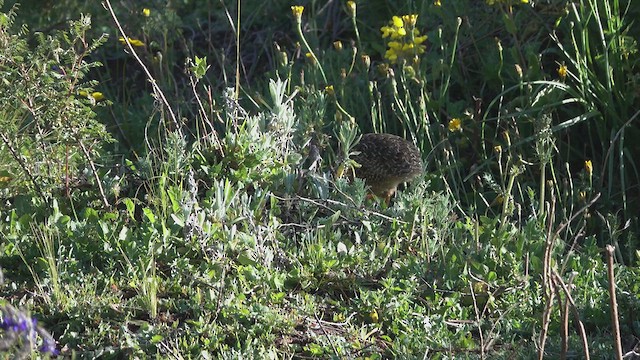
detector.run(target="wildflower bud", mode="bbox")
[514,64,523,78]
[340,68,346,79]
[579,191,586,202]
[336,163,345,179]
[369,309,379,323]
[361,54,371,70]
[153,51,163,64]
[346,1,356,17]
[584,160,593,177]
[142,8,151,17]
[325,85,335,96]
[502,131,511,147]
[494,145,502,154]
[404,65,416,79]
[305,52,315,65]
[277,51,288,67]
[333,41,343,51]
[557,64,568,79]
[376,63,389,77]
[291,6,304,24]
[402,14,418,27]
[434,0,441,6]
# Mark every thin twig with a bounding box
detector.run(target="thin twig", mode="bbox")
[469,281,485,360]
[313,313,340,357]
[539,197,556,360]
[271,194,406,223]
[553,270,590,360]
[103,0,183,138]
[553,274,569,360]
[0,131,48,205]
[189,75,223,156]
[606,245,624,360]
[78,140,110,208]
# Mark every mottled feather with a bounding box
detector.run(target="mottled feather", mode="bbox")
[352,133,423,199]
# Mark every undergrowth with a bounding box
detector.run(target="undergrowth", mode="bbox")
[1,0,639,358]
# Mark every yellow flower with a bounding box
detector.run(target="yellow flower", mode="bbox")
[305,52,316,65]
[291,5,304,23]
[333,41,343,51]
[118,37,145,47]
[91,92,105,101]
[346,1,356,16]
[142,8,150,17]
[579,191,586,201]
[369,309,379,323]
[585,160,593,176]
[325,85,335,96]
[381,14,426,64]
[392,16,404,27]
[557,64,568,79]
[448,118,462,132]
[79,90,105,103]
[414,35,428,44]
[402,14,418,27]
[434,0,442,6]
[494,145,502,154]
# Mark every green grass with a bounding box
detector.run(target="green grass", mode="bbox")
[1,0,640,358]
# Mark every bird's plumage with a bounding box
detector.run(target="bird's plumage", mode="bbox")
[352,133,423,200]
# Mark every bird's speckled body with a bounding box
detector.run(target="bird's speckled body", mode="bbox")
[352,133,423,200]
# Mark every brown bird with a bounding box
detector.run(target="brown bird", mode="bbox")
[352,133,423,202]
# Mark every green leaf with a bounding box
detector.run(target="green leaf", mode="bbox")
[122,198,136,219]
[171,213,185,227]
[192,56,209,79]
[143,207,156,223]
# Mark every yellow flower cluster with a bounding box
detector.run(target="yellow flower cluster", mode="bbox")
[380,15,427,64]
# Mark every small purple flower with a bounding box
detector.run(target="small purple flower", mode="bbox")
[0,304,58,357]
[0,268,58,357]
[39,336,59,356]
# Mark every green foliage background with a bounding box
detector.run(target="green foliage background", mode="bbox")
[1,0,640,358]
